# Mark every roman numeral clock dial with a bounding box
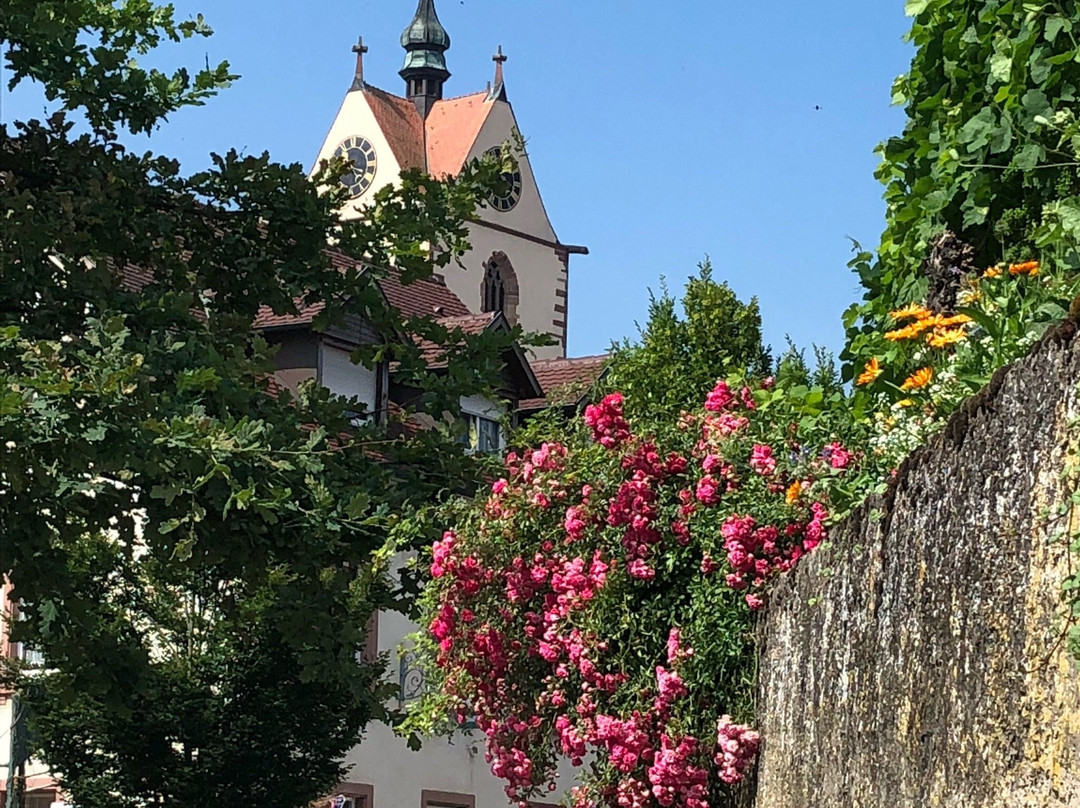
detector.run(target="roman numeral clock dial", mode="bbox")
[334,135,378,197]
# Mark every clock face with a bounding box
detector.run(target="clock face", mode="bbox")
[485,147,523,212]
[333,136,378,197]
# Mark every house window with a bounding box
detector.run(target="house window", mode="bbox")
[462,413,501,454]
[421,791,475,808]
[25,793,58,808]
[10,602,43,668]
[329,783,374,808]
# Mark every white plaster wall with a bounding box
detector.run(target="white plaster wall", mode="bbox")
[459,394,502,421]
[320,345,378,413]
[311,90,405,217]
[443,227,568,361]
[468,101,558,243]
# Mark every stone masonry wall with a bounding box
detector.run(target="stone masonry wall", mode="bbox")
[753,325,1080,808]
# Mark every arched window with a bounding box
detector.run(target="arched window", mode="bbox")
[481,252,519,325]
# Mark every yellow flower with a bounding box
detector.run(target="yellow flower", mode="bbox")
[1008,260,1040,276]
[927,327,967,349]
[900,366,933,391]
[856,357,883,386]
[957,288,982,306]
[896,398,916,408]
[889,303,933,321]
[982,265,1003,279]
[785,480,802,505]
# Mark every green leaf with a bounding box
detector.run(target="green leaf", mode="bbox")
[1014,143,1044,169]
[956,306,1001,340]
[345,492,371,519]
[83,424,107,442]
[990,49,1012,84]
[1045,16,1067,43]
[1021,88,1052,119]
[959,107,996,150]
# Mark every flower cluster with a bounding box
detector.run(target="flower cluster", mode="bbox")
[415,378,856,808]
[585,393,632,449]
[714,716,760,785]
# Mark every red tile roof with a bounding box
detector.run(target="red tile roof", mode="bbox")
[250,247,470,330]
[378,269,471,319]
[118,263,154,291]
[359,85,493,178]
[425,91,495,178]
[519,354,611,411]
[365,86,427,172]
[417,312,498,365]
[253,300,326,329]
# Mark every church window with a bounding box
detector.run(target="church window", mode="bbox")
[481,252,520,325]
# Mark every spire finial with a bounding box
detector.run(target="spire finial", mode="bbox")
[351,36,369,90]
[492,45,507,86]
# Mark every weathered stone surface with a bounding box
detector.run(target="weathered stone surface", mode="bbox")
[754,326,1080,808]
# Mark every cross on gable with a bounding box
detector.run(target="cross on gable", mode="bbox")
[351,36,368,90]
[492,45,507,86]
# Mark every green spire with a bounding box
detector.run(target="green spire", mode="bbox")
[400,0,450,116]
[400,0,450,77]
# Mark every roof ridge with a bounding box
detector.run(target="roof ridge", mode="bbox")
[361,83,408,102]
[533,354,611,365]
[437,89,491,103]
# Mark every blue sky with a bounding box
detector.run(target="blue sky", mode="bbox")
[1,1,914,361]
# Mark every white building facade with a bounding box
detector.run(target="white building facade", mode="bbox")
[313,3,588,807]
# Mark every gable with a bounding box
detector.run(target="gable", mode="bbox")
[466,98,559,243]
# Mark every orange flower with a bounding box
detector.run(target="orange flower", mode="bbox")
[900,366,933,391]
[856,357,883,385]
[1008,260,1040,276]
[889,303,933,322]
[936,313,972,327]
[983,266,1003,279]
[785,480,802,505]
[927,327,967,349]
[884,317,938,341]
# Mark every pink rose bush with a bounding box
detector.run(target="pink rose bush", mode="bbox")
[411,377,860,808]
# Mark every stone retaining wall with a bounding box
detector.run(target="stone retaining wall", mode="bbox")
[754,325,1080,808]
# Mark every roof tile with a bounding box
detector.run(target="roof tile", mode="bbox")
[519,354,610,411]
[425,91,494,177]
[364,86,426,172]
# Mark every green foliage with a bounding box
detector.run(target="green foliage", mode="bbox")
[841,1,1080,473]
[844,0,1080,383]
[0,5,523,808]
[2,0,236,134]
[604,262,772,419]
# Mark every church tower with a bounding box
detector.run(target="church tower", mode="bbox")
[399,0,450,119]
[310,0,587,360]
